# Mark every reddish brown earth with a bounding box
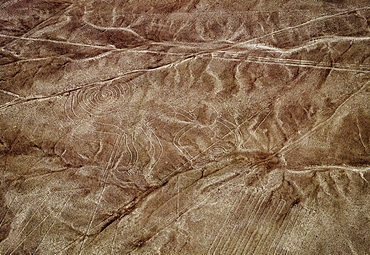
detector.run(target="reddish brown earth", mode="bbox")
[0,0,369,254]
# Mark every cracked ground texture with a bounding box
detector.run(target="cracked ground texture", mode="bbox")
[0,0,370,254]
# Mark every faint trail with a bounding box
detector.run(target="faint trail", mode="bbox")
[239,197,278,254]
[177,124,197,158]
[81,14,144,39]
[4,192,50,254]
[228,193,269,254]
[219,192,261,254]
[139,127,156,176]
[231,7,370,47]
[110,219,119,254]
[0,196,16,228]
[216,115,239,144]
[207,190,244,255]
[2,6,368,254]
[78,134,124,254]
[273,207,311,254]
[148,127,164,175]
[242,109,272,149]
[356,116,369,153]
[251,199,287,254]
[268,205,304,254]
[9,215,51,255]
[211,55,370,73]
[0,3,74,49]
[124,134,133,166]
[0,34,117,50]
[1,35,367,112]
[25,194,71,254]
[131,133,139,166]
[207,191,315,255]
[278,82,369,157]
[57,236,85,254]
[0,89,23,98]
[129,185,220,254]
[173,124,195,160]
[157,105,272,190]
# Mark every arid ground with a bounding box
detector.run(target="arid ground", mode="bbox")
[0,0,369,254]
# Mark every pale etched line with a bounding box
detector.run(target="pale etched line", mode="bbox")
[124,134,133,166]
[162,174,237,230]
[0,196,16,228]
[177,124,199,158]
[111,135,132,174]
[139,127,156,173]
[279,82,369,156]
[170,110,196,123]
[128,173,249,255]
[140,127,154,155]
[252,199,287,255]
[173,105,197,121]
[152,179,234,232]
[271,36,370,54]
[293,165,370,172]
[217,48,370,70]
[129,49,191,56]
[81,15,144,39]
[94,140,104,162]
[214,193,255,253]
[8,188,91,198]
[0,54,51,64]
[147,127,163,174]
[237,203,275,255]
[78,134,123,254]
[0,89,23,98]
[232,7,370,47]
[205,57,223,93]
[9,214,51,255]
[269,206,305,255]
[64,91,79,124]
[273,207,309,255]
[207,190,245,255]
[265,206,297,255]
[158,105,272,185]
[110,218,119,255]
[4,192,50,254]
[129,187,218,254]
[0,3,74,49]
[56,236,85,255]
[1,9,368,112]
[176,176,180,219]
[131,133,139,166]
[89,121,126,135]
[216,118,239,145]
[356,116,369,153]
[221,192,265,254]
[65,90,125,136]
[230,193,270,255]
[0,34,117,50]
[213,193,251,254]
[173,124,195,160]
[211,55,370,73]
[242,109,272,148]
[113,145,128,171]
[241,197,281,255]
[253,53,370,70]
[58,8,366,16]
[74,50,121,63]
[217,190,258,254]
[32,195,72,254]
